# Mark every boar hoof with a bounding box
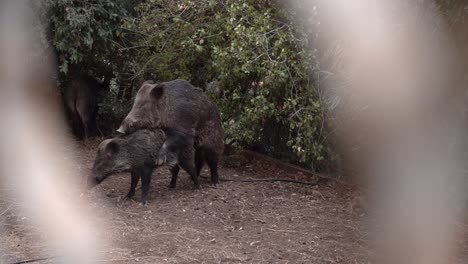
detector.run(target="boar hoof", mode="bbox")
[168,183,176,189]
[156,156,166,166]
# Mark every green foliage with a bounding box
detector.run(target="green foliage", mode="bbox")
[45,0,127,78]
[42,0,140,134]
[120,0,330,167]
[98,78,130,120]
[44,0,333,172]
[123,0,330,167]
[122,0,219,86]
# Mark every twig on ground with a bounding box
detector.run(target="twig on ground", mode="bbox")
[10,256,55,264]
[199,175,322,186]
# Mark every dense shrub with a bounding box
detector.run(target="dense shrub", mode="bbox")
[42,0,468,175]
[44,0,127,77]
[122,0,332,171]
[42,0,333,172]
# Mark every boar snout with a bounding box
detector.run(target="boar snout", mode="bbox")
[116,126,126,134]
[117,116,137,134]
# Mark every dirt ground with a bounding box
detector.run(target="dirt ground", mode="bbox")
[2,139,465,263]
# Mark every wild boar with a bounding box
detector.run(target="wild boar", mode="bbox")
[64,75,103,140]
[88,129,199,204]
[117,79,224,186]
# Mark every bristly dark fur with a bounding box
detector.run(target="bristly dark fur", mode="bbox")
[89,129,202,204]
[119,79,224,186]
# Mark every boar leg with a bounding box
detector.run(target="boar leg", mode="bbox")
[81,113,93,141]
[77,100,94,140]
[205,149,220,185]
[69,111,83,139]
[168,165,180,188]
[126,170,140,199]
[195,148,205,177]
[139,166,154,205]
[179,160,199,190]
[82,122,90,141]
[178,147,200,190]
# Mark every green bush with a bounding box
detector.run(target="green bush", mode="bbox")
[44,0,334,173]
[123,0,332,170]
[44,0,127,78]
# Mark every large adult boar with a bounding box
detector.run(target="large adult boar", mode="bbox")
[117,79,224,186]
[64,75,103,140]
[88,129,199,204]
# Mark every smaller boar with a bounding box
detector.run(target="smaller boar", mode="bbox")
[88,129,198,204]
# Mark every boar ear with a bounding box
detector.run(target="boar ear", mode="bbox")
[106,140,120,154]
[150,84,164,99]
